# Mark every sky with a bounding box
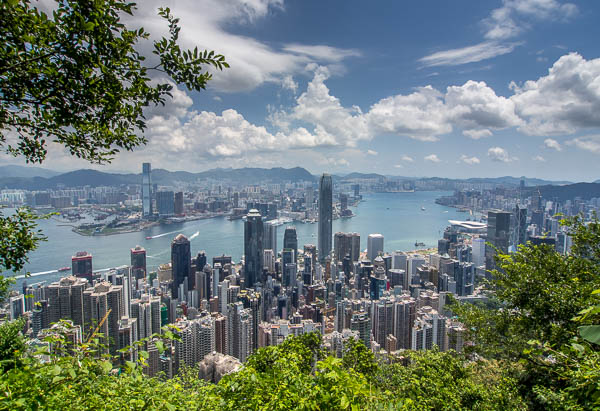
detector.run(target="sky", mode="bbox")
[3,0,600,181]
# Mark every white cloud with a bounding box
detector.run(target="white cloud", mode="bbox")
[282,44,361,63]
[567,135,600,154]
[459,155,481,165]
[367,86,449,141]
[281,75,298,94]
[367,150,378,156]
[463,129,493,139]
[393,164,404,168]
[213,96,223,102]
[424,154,441,163]
[532,155,546,161]
[544,138,562,151]
[483,0,578,40]
[511,53,600,136]
[401,155,414,162]
[488,146,517,162]
[419,42,517,67]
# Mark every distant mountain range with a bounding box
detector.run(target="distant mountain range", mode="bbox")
[0,164,594,193]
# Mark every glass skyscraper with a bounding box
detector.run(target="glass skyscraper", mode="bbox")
[171,234,191,300]
[318,174,332,263]
[142,163,153,217]
[244,209,264,288]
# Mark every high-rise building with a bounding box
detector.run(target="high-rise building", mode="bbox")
[83,281,123,354]
[514,205,528,248]
[334,232,361,263]
[472,238,486,268]
[228,302,252,362]
[157,191,175,217]
[283,226,298,262]
[486,210,511,271]
[264,221,278,257]
[318,174,333,263]
[244,209,263,289]
[174,192,184,215]
[367,234,384,261]
[46,276,88,329]
[130,245,147,282]
[142,163,153,217]
[72,251,93,283]
[171,234,191,300]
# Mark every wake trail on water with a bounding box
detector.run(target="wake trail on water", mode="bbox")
[190,231,200,240]
[15,269,58,279]
[150,229,182,239]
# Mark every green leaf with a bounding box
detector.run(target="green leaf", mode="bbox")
[579,325,600,345]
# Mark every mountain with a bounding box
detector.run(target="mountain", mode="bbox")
[0,164,61,178]
[528,182,600,201]
[0,166,316,189]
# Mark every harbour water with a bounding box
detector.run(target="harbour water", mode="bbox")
[10,191,467,289]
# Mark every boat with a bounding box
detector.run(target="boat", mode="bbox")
[421,206,426,211]
[414,241,426,247]
[145,236,152,240]
[57,266,71,272]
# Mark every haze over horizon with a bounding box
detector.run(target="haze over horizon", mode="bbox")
[1,0,599,181]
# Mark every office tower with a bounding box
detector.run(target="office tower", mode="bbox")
[157,191,175,217]
[130,245,147,281]
[369,266,387,300]
[72,251,93,283]
[339,193,348,211]
[353,184,360,197]
[263,221,278,257]
[171,234,191,300]
[283,226,298,262]
[244,209,264,289]
[174,191,184,215]
[334,232,360,263]
[407,255,426,285]
[318,174,333,263]
[9,295,24,320]
[392,251,408,271]
[83,281,123,353]
[263,249,275,274]
[367,234,384,261]
[228,301,253,362]
[305,187,314,207]
[485,210,511,271]
[142,163,153,217]
[472,238,486,268]
[514,205,528,248]
[31,300,49,337]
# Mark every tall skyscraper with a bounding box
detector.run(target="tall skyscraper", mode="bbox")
[142,163,153,217]
[264,221,278,257]
[171,234,191,300]
[157,191,175,217]
[283,226,298,262]
[318,174,333,263]
[514,205,528,248]
[367,234,384,261]
[174,192,184,215]
[72,251,93,283]
[130,245,147,281]
[244,209,264,289]
[486,210,511,271]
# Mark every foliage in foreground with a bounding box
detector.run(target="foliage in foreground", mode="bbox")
[0,332,524,410]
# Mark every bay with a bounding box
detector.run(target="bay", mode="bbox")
[11,191,466,289]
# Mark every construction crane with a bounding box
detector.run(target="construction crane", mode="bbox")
[86,308,112,343]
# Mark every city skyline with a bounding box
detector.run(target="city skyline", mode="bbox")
[1,1,599,181]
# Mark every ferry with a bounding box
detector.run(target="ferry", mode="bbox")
[57,266,71,272]
[421,206,426,211]
[414,241,426,247]
[145,236,153,240]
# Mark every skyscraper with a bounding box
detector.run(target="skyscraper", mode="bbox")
[72,251,93,283]
[318,174,332,263]
[486,210,511,271]
[514,205,528,248]
[142,163,153,217]
[174,192,184,215]
[263,221,278,257]
[283,226,298,262]
[367,234,384,261]
[130,245,147,281]
[157,191,175,217]
[171,234,191,300]
[244,209,263,289]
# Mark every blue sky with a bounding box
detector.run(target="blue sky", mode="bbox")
[3,0,600,181]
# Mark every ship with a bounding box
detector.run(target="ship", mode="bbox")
[57,266,71,272]
[145,236,152,240]
[414,241,426,247]
[421,206,426,211]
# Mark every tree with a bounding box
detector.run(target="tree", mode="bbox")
[0,0,228,297]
